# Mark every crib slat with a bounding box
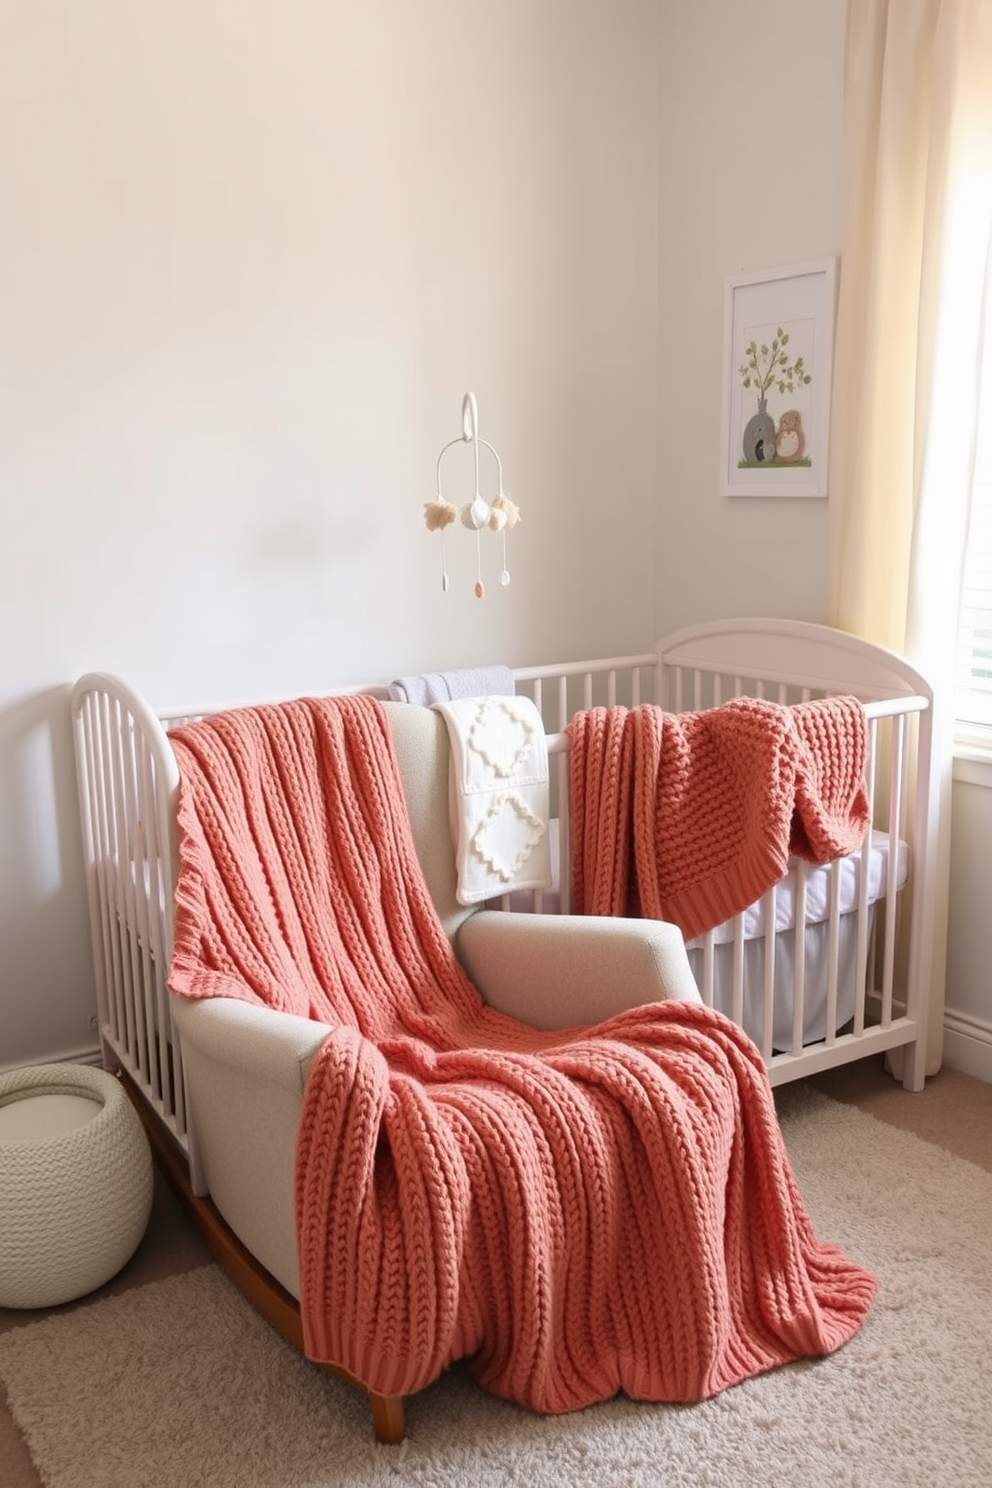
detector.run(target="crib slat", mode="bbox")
[879,714,906,1026]
[853,717,879,1038]
[77,695,118,1053]
[551,732,572,915]
[823,862,842,1047]
[137,730,174,1124]
[760,886,777,1064]
[121,713,156,1089]
[98,695,131,1056]
[117,707,151,1081]
[730,918,745,1030]
[699,931,715,1009]
[791,860,810,1057]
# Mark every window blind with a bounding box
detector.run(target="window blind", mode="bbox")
[956,487,992,729]
[955,351,992,733]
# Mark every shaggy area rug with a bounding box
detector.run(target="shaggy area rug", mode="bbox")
[0,1084,989,1488]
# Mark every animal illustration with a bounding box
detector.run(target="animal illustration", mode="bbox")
[774,410,806,462]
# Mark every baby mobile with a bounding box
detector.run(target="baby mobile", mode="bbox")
[423,392,520,598]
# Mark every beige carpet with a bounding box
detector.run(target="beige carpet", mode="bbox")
[1,1065,991,1487]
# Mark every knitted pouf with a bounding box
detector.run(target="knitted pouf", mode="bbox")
[0,1063,153,1309]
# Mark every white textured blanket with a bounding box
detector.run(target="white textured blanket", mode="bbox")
[434,695,552,904]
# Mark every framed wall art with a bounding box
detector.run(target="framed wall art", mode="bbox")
[720,257,837,498]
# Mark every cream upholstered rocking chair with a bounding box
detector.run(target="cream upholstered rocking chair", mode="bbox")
[169,701,704,1444]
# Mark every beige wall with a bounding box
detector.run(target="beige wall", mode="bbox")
[1,0,662,1065]
[1,1,854,1067]
[654,2,845,635]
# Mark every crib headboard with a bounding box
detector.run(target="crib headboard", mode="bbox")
[657,618,932,707]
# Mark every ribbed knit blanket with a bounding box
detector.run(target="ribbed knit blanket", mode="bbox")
[567,697,870,939]
[168,693,876,1413]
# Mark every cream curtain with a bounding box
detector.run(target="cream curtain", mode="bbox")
[829,0,992,1072]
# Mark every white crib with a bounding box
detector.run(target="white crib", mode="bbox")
[70,617,934,1170]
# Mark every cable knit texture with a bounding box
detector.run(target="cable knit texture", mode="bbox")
[168,693,876,1413]
[567,697,870,939]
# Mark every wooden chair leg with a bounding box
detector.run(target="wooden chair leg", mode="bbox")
[370,1391,406,1444]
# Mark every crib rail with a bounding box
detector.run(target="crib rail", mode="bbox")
[513,653,657,730]
[72,673,188,1153]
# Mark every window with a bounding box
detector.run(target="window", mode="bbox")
[955,290,992,738]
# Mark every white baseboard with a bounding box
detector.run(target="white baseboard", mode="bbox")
[942,1009,992,1083]
[0,1041,103,1077]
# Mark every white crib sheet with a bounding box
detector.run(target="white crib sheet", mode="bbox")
[504,827,908,939]
[683,832,909,948]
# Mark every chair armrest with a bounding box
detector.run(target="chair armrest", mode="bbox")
[455,911,701,1031]
[172,995,329,1089]
[170,996,331,1296]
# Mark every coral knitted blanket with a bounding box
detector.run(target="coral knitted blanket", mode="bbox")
[567,697,870,939]
[168,693,875,1413]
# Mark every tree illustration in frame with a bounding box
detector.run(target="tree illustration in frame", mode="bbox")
[721,259,836,498]
[737,323,813,467]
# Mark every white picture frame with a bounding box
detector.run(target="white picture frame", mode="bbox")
[720,257,837,498]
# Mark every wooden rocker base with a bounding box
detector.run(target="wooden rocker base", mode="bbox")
[121,1072,406,1445]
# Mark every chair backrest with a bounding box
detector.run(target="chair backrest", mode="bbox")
[382,701,478,942]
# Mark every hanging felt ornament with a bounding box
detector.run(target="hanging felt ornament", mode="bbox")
[426,392,521,597]
[423,498,457,531]
[489,493,520,529]
[423,497,458,591]
[488,493,518,585]
[460,494,491,529]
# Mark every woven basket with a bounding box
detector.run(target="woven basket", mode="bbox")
[0,1063,153,1309]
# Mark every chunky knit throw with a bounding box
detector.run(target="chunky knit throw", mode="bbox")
[168,693,876,1413]
[567,697,870,939]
